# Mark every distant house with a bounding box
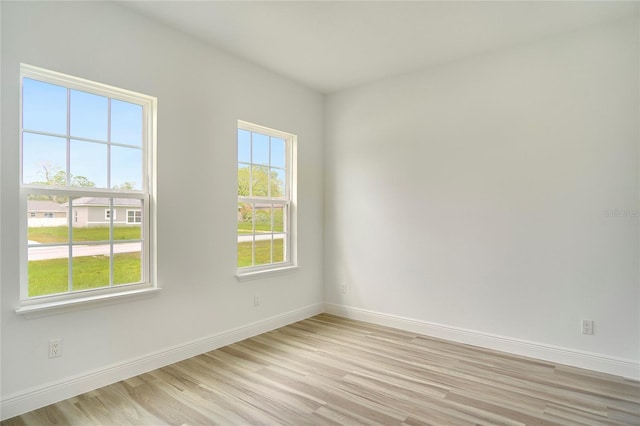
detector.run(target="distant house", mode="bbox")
[27,198,143,228]
[27,200,68,228]
[68,197,142,228]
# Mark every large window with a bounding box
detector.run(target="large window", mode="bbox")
[237,121,296,273]
[19,64,156,307]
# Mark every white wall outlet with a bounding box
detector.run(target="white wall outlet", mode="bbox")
[581,319,594,335]
[338,283,346,294]
[49,338,63,358]
[254,293,261,307]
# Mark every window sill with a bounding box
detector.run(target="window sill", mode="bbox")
[15,287,161,319]
[236,265,299,282]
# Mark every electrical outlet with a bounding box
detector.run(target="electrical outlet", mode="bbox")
[49,338,63,358]
[254,293,261,307]
[581,319,594,335]
[338,283,346,294]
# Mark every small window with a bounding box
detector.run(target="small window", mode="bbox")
[237,121,296,273]
[29,212,36,218]
[127,209,142,224]
[20,64,157,307]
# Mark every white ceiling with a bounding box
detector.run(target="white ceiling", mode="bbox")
[121,1,638,94]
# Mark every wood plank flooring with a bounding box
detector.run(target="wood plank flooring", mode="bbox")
[3,314,639,425]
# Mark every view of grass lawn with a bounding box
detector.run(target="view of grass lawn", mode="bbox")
[28,252,141,297]
[29,226,141,243]
[237,239,284,268]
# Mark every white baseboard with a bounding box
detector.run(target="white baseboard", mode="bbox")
[324,303,640,380]
[0,303,324,421]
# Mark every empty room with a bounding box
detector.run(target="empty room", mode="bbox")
[1,1,639,424]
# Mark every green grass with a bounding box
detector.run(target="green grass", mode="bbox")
[29,226,141,244]
[28,253,141,297]
[238,239,284,268]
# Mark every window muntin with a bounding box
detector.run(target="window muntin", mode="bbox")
[237,122,295,272]
[20,64,156,303]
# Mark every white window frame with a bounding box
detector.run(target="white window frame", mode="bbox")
[236,120,297,279]
[126,209,142,224]
[17,64,158,316]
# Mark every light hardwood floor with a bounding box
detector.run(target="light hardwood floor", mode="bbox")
[3,314,639,425]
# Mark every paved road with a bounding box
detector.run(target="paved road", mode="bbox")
[28,242,142,261]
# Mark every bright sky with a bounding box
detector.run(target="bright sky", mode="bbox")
[22,78,143,190]
[237,128,286,196]
[238,128,285,168]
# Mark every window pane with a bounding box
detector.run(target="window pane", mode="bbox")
[252,132,269,166]
[28,248,68,297]
[273,236,285,263]
[238,129,251,163]
[237,240,253,268]
[237,165,250,196]
[22,133,67,185]
[111,99,142,146]
[70,140,106,188]
[115,200,142,240]
[252,165,269,196]
[22,78,67,135]
[254,238,273,266]
[238,203,253,234]
[111,146,142,190]
[238,202,254,267]
[70,90,108,141]
[71,245,110,290]
[271,168,286,199]
[113,250,142,285]
[273,204,285,233]
[27,195,69,297]
[254,205,271,233]
[28,196,69,243]
[271,137,285,168]
[71,198,110,242]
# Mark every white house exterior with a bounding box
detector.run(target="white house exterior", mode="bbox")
[68,197,142,228]
[27,198,142,228]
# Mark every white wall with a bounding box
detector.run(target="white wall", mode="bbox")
[0,2,324,417]
[325,17,639,375]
